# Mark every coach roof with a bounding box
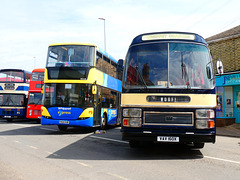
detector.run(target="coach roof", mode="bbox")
[130,32,207,46]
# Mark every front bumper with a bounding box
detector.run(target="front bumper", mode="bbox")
[122,131,216,143]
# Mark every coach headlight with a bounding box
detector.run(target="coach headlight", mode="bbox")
[123,108,142,127]
[123,108,142,117]
[123,118,142,127]
[196,109,215,129]
[196,109,215,119]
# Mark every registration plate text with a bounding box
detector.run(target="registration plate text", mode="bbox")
[59,120,69,124]
[157,136,179,142]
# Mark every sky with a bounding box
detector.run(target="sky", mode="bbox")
[0,0,240,72]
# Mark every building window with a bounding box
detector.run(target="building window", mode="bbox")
[216,87,223,117]
[225,86,233,117]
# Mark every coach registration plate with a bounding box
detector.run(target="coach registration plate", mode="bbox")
[157,136,179,142]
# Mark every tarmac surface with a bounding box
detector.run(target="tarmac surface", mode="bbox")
[216,123,240,138]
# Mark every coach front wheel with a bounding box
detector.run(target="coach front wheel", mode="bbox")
[192,142,205,149]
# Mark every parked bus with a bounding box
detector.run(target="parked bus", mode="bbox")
[0,69,31,122]
[121,32,216,148]
[26,68,45,122]
[41,43,123,131]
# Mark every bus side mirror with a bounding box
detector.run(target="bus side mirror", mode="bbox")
[92,85,97,95]
[216,60,224,75]
[41,85,44,94]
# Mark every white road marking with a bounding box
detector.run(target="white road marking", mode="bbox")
[91,136,240,165]
[107,172,128,180]
[27,145,38,150]
[70,160,92,168]
[40,127,56,132]
[12,124,39,128]
[46,151,53,155]
[6,123,240,166]
[90,136,128,144]
[204,155,240,165]
[10,123,56,132]
[45,151,59,157]
[14,140,22,144]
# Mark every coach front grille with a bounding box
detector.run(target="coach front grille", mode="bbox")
[143,111,194,126]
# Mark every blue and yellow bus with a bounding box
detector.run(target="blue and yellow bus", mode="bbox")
[41,43,123,131]
[121,32,216,148]
[0,69,31,122]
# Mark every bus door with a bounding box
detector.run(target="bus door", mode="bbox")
[93,85,102,126]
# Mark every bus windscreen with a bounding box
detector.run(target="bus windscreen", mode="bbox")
[124,43,214,89]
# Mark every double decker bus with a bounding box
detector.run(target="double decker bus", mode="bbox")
[121,32,216,148]
[0,69,31,122]
[41,43,123,131]
[26,68,45,122]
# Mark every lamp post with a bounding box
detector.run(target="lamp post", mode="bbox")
[33,57,36,68]
[98,17,106,51]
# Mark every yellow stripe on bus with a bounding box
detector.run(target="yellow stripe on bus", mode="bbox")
[79,108,94,118]
[41,106,51,117]
[49,43,97,47]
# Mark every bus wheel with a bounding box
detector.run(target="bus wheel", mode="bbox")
[101,115,107,130]
[193,142,205,149]
[58,125,68,131]
[6,119,13,122]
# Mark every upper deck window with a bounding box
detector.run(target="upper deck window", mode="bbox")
[0,70,24,82]
[46,45,95,68]
[31,72,44,81]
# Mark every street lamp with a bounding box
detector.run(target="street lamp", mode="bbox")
[33,57,36,68]
[98,17,106,51]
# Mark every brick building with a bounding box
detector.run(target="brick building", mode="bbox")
[206,25,240,125]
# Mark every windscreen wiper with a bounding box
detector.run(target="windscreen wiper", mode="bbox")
[2,98,9,106]
[135,66,148,89]
[181,53,191,89]
[3,96,16,106]
[8,96,17,106]
[35,98,43,106]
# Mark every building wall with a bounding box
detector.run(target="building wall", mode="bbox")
[207,36,240,74]
[207,31,240,125]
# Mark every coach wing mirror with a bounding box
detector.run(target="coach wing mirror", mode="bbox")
[118,59,123,67]
[216,59,224,75]
[92,84,97,95]
[117,59,124,72]
[206,62,213,79]
[117,59,124,71]
[41,85,44,94]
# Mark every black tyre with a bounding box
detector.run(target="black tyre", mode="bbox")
[129,140,141,148]
[193,142,205,149]
[6,119,13,122]
[58,125,68,131]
